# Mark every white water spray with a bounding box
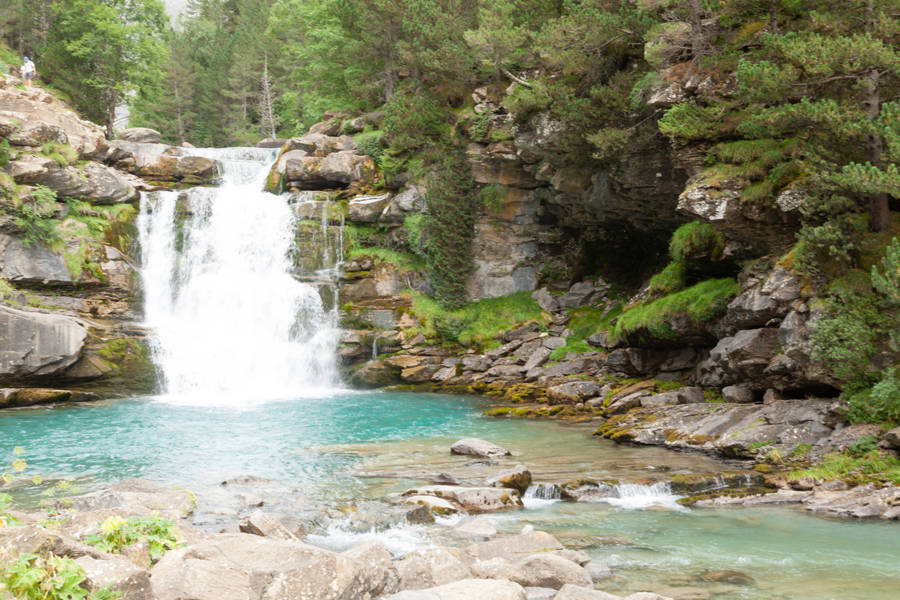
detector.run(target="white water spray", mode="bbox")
[137,147,339,405]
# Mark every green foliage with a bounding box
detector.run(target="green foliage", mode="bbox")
[848,435,880,457]
[479,184,504,214]
[789,449,900,486]
[871,237,900,304]
[502,82,552,121]
[40,143,78,167]
[0,139,10,169]
[404,213,425,258]
[422,149,477,309]
[648,261,686,296]
[658,104,725,142]
[548,303,622,361]
[1,553,88,600]
[15,186,60,248]
[354,130,385,162]
[845,369,900,426]
[408,291,545,347]
[347,247,424,272]
[669,221,724,264]
[85,515,180,564]
[611,278,740,343]
[383,88,447,153]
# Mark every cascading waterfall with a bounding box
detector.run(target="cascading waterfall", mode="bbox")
[137,147,339,405]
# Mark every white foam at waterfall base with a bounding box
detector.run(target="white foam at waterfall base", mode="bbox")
[604,482,687,511]
[522,483,563,509]
[137,148,339,406]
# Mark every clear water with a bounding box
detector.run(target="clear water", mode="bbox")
[1,394,898,599]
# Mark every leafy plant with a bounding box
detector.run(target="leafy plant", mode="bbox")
[1,553,87,600]
[354,130,384,162]
[0,139,10,168]
[848,435,879,457]
[85,515,181,564]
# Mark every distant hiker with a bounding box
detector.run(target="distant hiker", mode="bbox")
[21,57,35,87]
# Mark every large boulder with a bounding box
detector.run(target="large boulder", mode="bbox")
[342,541,399,597]
[100,141,219,183]
[69,479,195,520]
[694,328,779,389]
[348,193,391,222]
[465,532,565,562]
[280,151,376,190]
[0,304,87,381]
[547,381,600,405]
[472,554,592,590]
[75,555,152,600]
[486,465,532,493]
[151,533,382,600]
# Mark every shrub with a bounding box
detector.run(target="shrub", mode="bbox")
[502,82,552,121]
[846,369,900,425]
[354,130,384,162]
[848,434,880,457]
[85,515,181,564]
[658,103,724,141]
[669,221,724,264]
[404,214,425,258]
[0,139,10,168]
[479,184,504,214]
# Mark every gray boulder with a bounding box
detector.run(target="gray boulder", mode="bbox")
[451,438,510,457]
[402,486,522,512]
[342,541,399,597]
[348,193,391,222]
[0,304,87,381]
[466,532,565,562]
[0,234,72,286]
[554,585,623,600]
[69,479,195,520]
[238,509,300,540]
[486,464,532,493]
[547,381,600,405]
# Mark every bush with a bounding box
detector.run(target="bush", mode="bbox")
[502,82,552,121]
[404,214,425,258]
[2,553,90,600]
[669,221,724,264]
[15,186,60,248]
[846,369,900,425]
[0,139,10,168]
[354,130,384,162]
[658,103,724,141]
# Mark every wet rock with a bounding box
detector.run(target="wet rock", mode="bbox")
[547,381,600,405]
[395,548,473,590]
[433,472,461,485]
[524,587,557,600]
[639,387,704,409]
[239,509,300,540]
[451,438,511,458]
[402,486,522,512]
[0,304,87,382]
[721,385,755,404]
[342,540,399,597]
[404,495,459,516]
[0,387,97,408]
[75,555,151,600]
[118,127,161,143]
[553,585,623,600]
[698,570,753,584]
[486,465,532,493]
[404,503,437,524]
[386,578,527,600]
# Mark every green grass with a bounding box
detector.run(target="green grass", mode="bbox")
[611,278,740,343]
[347,247,424,272]
[41,142,78,166]
[548,304,622,361]
[407,290,546,347]
[648,261,686,296]
[669,220,724,263]
[789,450,900,486]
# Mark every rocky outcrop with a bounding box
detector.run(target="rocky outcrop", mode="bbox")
[0,304,87,380]
[98,141,219,184]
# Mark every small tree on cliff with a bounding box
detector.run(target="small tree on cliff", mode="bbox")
[736,0,900,232]
[42,0,167,138]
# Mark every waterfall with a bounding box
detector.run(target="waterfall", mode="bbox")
[137,147,339,405]
[522,483,562,508]
[606,482,685,511]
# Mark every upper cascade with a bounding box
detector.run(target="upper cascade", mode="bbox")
[137,147,339,405]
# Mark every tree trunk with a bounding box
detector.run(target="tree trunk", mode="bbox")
[259,52,276,139]
[174,76,185,145]
[769,0,778,33]
[865,0,889,232]
[105,89,117,139]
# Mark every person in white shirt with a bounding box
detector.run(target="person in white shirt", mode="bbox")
[21,57,35,88]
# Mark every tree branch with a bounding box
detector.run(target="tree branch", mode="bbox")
[501,67,532,89]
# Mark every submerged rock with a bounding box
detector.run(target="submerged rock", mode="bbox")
[385,578,527,600]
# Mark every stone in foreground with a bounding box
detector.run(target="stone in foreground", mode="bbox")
[385,578,527,600]
[402,485,523,512]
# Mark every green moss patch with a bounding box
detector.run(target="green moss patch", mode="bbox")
[789,450,900,486]
[611,278,740,344]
